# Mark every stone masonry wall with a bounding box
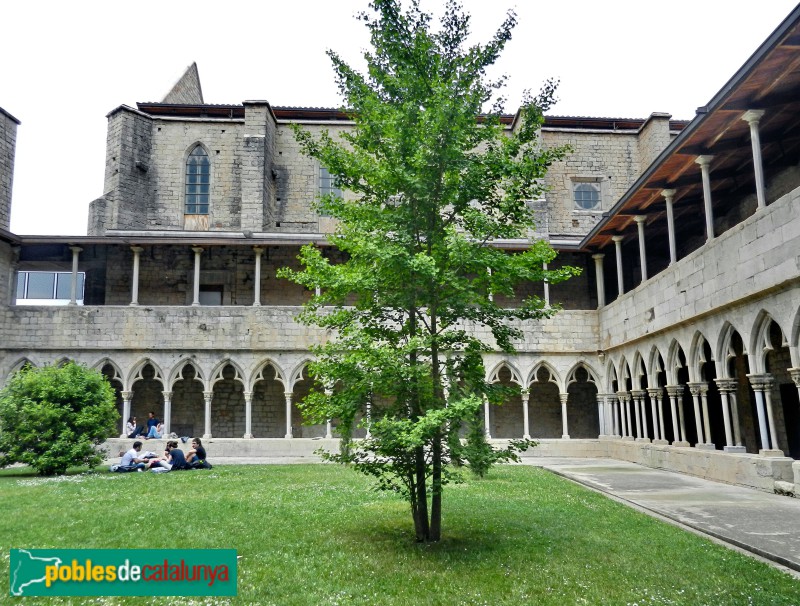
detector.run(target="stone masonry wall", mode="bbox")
[0,241,13,307]
[0,307,598,356]
[147,118,244,231]
[272,123,353,233]
[542,128,641,238]
[0,108,18,232]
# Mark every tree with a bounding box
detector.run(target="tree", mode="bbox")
[0,362,118,475]
[279,0,578,542]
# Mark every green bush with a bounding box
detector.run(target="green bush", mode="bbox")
[0,362,118,475]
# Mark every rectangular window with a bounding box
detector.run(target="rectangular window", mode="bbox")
[16,271,85,305]
[319,166,342,198]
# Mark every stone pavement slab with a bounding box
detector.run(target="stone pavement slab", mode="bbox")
[527,458,800,575]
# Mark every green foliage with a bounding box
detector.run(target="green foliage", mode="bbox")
[280,0,578,541]
[0,362,118,475]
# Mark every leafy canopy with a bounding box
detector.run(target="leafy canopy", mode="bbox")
[280,0,578,541]
[0,362,118,475]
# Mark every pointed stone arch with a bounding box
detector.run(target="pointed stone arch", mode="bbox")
[565,362,599,389]
[605,360,619,392]
[168,360,206,391]
[527,361,561,389]
[666,339,686,385]
[648,345,666,385]
[689,331,711,383]
[7,356,36,380]
[249,359,287,392]
[629,351,647,390]
[716,321,744,379]
[210,359,246,389]
[288,358,316,392]
[750,310,786,375]
[127,359,165,392]
[92,358,123,384]
[487,360,523,385]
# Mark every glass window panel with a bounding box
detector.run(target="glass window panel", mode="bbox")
[200,184,209,195]
[55,273,72,299]
[27,272,55,299]
[16,272,26,298]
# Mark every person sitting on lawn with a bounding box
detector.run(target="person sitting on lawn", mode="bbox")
[164,440,190,471]
[117,441,147,472]
[185,438,207,464]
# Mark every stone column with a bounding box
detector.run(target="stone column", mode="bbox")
[791,369,800,403]
[252,246,263,306]
[483,396,491,438]
[121,391,133,438]
[325,388,334,439]
[542,263,550,306]
[592,254,605,308]
[666,385,688,446]
[162,391,172,436]
[604,395,614,436]
[662,189,677,265]
[730,386,743,447]
[130,246,143,306]
[715,378,744,452]
[202,391,213,439]
[243,391,253,438]
[284,392,294,439]
[634,215,648,281]
[688,383,705,447]
[699,385,713,447]
[747,374,774,455]
[695,155,715,241]
[631,390,643,440]
[612,235,624,296]
[69,246,82,305]
[611,395,620,437]
[365,401,372,439]
[619,392,633,440]
[647,388,664,443]
[596,395,606,437]
[192,247,204,306]
[559,393,569,439]
[742,110,767,210]
[763,377,779,452]
[521,390,531,440]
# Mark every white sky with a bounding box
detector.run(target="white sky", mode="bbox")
[3,0,798,235]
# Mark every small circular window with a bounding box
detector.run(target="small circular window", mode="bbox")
[574,182,601,210]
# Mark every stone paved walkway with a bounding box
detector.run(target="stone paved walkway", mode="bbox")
[523,457,800,577]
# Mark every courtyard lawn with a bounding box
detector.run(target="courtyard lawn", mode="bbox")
[0,464,798,605]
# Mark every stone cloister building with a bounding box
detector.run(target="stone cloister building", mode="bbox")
[1,7,799,490]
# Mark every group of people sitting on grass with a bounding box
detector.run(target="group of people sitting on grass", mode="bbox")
[125,412,167,440]
[113,438,210,473]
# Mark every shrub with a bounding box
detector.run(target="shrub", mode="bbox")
[0,362,118,475]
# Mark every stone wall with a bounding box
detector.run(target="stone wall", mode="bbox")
[541,128,641,237]
[0,107,19,232]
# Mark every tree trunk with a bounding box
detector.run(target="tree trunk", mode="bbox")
[429,435,442,541]
[414,446,430,542]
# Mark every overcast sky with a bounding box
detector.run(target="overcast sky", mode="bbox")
[3,0,798,235]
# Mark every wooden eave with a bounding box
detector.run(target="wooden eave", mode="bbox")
[582,6,800,250]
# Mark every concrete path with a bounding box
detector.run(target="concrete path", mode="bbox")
[525,458,800,577]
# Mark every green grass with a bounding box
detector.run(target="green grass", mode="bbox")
[1,464,799,605]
